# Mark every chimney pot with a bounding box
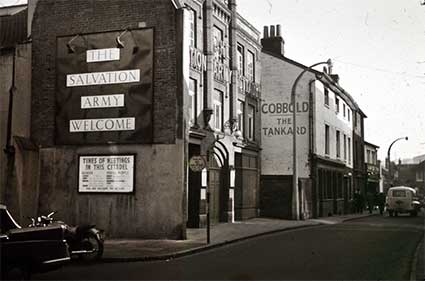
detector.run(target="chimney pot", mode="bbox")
[261,23,285,57]
[270,25,275,37]
[263,26,269,38]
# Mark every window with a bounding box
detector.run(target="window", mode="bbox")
[189,78,197,126]
[325,125,330,155]
[247,50,255,81]
[248,105,255,141]
[237,100,244,136]
[213,89,223,131]
[213,26,224,63]
[237,44,244,76]
[348,137,352,164]
[367,150,371,164]
[392,190,407,197]
[335,97,340,113]
[344,134,347,161]
[354,113,358,128]
[336,130,341,158]
[324,88,329,106]
[188,9,196,47]
[348,109,351,122]
[343,104,346,117]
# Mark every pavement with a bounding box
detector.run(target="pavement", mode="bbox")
[102,211,377,262]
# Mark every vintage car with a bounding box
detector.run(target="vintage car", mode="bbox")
[385,186,421,217]
[0,205,71,279]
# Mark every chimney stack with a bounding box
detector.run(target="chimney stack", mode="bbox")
[261,24,285,57]
[263,26,269,38]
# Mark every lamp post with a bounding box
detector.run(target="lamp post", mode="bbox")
[387,136,408,184]
[291,59,332,220]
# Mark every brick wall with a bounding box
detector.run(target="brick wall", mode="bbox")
[30,0,187,238]
[31,0,179,145]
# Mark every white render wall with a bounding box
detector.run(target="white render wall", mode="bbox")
[260,53,315,177]
[313,81,353,168]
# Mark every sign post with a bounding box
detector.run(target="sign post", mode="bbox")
[189,155,210,244]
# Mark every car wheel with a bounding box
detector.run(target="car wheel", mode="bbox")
[410,210,417,217]
[395,211,398,217]
[389,210,394,217]
[79,232,104,262]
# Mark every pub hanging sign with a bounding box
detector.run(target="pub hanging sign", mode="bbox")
[56,28,154,145]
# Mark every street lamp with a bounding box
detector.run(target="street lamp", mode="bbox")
[387,136,408,184]
[291,59,332,220]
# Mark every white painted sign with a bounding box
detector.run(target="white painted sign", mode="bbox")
[81,94,125,109]
[70,117,135,132]
[66,69,140,87]
[79,155,134,193]
[86,48,120,63]
[260,55,313,177]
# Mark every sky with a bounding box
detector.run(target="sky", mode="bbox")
[238,0,425,162]
[1,0,424,162]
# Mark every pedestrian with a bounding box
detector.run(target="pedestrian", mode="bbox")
[353,189,363,214]
[366,192,375,214]
[376,192,386,215]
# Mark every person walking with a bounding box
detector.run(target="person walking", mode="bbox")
[376,192,386,215]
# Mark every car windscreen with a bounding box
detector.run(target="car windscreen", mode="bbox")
[392,190,407,197]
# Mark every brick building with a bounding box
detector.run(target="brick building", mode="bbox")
[185,0,262,227]
[0,0,262,238]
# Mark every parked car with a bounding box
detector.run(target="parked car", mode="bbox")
[385,186,421,217]
[0,205,71,280]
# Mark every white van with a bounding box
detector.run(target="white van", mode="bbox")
[386,186,421,217]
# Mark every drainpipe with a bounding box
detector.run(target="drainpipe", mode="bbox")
[308,79,317,218]
[228,0,238,126]
[4,48,16,156]
[203,0,214,128]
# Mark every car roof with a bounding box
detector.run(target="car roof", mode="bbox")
[388,186,416,192]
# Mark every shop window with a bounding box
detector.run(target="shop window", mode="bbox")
[247,104,255,141]
[237,100,244,136]
[337,174,343,199]
[213,89,223,131]
[247,50,255,81]
[326,171,333,199]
